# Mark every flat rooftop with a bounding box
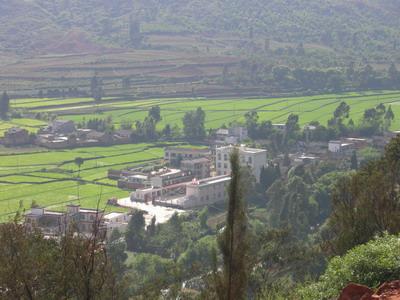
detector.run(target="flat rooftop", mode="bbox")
[104,212,126,219]
[165,146,210,152]
[188,175,231,187]
[217,145,267,154]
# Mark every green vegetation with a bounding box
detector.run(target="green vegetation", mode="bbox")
[3,90,400,138]
[0,143,165,219]
[299,234,400,300]
[0,221,123,299]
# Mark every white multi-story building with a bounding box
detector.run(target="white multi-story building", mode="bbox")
[164,146,211,163]
[215,145,267,182]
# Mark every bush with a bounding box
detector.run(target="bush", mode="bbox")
[298,234,400,299]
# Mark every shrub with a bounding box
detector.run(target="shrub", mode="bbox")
[298,234,400,299]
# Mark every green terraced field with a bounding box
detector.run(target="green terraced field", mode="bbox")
[3,91,400,137]
[2,91,400,219]
[0,143,169,220]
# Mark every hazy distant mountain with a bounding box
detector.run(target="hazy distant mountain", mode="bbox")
[1,0,400,56]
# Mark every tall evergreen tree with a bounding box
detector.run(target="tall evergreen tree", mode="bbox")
[217,149,249,300]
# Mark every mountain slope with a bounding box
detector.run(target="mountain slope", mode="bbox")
[0,0,399,58]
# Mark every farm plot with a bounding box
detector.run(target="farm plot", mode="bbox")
[5,90,400,137]
[0,143,167,220]
[49,91,400,130]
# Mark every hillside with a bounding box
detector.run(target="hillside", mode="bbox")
[1,0,400,58]
[1,0,400,97]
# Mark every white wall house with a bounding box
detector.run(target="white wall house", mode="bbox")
[104,212,131,238]
[328,140,354,154]
[182,176,231,209]
[215,145,267,182]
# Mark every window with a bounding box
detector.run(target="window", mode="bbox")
[224,154,228,161]
[218,163,221,168]
[224,163,228,169]
[248,157,252,164]
[217,153,221,160]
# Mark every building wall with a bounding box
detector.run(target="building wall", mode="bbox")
[181,160,211,179]
[184,177,230,208]
[164,148,210,162]
[215,146,267,182]
[328,141,341,153]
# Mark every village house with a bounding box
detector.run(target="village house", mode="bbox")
[113,129,132,144]
[215,145,267,182]
[118,167,193,191]
[103,212,132,238]
[164,146,211,164]
[328,140,354,154]
[151,175,231,209]
[24,204,114,238]
[182,175,231,209]
[215,126,248,145]
[118,173,149,190]
[1,127,31,146]
[180,157,211,179]
[44,120,76,134]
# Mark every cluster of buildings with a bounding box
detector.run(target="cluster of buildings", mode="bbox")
[25,204,131,239]
[1,120,132,149]
[0,127,33,146]
[113,145,268,209]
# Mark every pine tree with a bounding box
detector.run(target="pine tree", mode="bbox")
[217,149,249,300]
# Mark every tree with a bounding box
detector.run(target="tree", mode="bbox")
[74,157,84,178]
[107,234,128,276]
[217,149,249,300]
[199,207,209,229]
[327,136,400,255]
[350,150,358,170]
[260,163,281,191]
[0,219,124,299]
[182,107,206,140]
[147,216,156,237]
[388,63,399,88]
[90,75,102,103]
[162,124,172,138]
[125,210,146,252]
[244,111,259,139]
[286,113,299,132]
[384,105,395,130]
[0,91,10,119]
[148,106,161,123]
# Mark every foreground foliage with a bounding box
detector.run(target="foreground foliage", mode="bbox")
[299,234,400,300]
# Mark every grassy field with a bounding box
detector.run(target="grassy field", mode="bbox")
[0,143,169,221]
[2,90,400,218]
[3,91,400,138]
